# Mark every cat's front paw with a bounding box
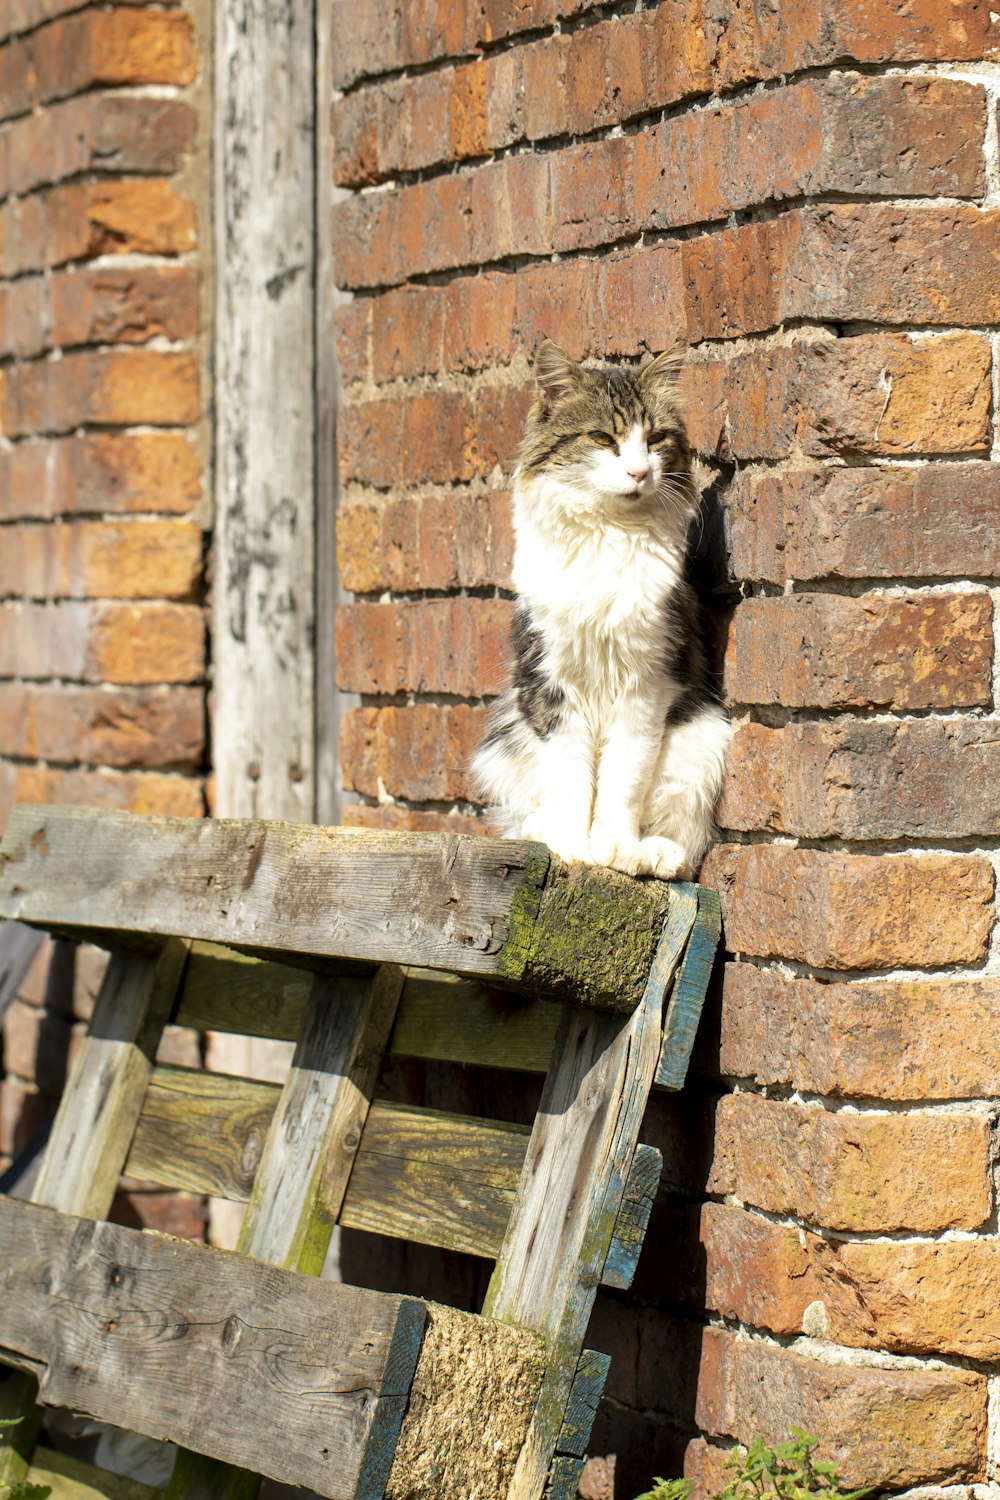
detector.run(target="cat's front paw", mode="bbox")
[589,831,691,881]
[520,814,591,865]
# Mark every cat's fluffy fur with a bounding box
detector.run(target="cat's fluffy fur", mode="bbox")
[471,340,730,880]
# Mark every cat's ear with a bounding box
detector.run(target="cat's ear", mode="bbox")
[640,342,686,391]
[533,340,583,404]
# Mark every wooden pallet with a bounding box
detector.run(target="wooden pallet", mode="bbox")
[0,804,719,1500]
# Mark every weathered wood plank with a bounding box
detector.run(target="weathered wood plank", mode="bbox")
[481,901,678,1499]
[600,1142,662,1292]
[32,940,189,1215]
[0,806,671,1009]
[0,920,45,1020]
[128,1067,277,1201]
[0,1198,426,1499]
[655,884,721,1090]
[27,1445,162,1499]
[546,1455,586,1499]
[238,965,403,1274]
[555,1349,612,1459]
[177,942,312,1038]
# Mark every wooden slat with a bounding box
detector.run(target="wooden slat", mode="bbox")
[547,1455,586,1498]
[32,940,189,1215]
[655,884,721,1090]
[481,900,682,1499]
[128,1067,276,1200]
[555,1349,612,1459]
[27,1445,162,1499]
[238,964,403,1273]
[600,1142,661,1291]
[177,941,312,1039]
[0,1197,426,1499]
[0,805,672,1011]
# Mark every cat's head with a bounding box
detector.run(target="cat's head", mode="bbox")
[518,340,692,519]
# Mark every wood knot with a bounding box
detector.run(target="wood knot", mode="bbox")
[221,1315,244,1355]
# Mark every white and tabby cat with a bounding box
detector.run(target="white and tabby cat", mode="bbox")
[472,340,730,880]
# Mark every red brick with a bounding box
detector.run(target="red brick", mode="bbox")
[110,1190,206,1241]
[336,598,513,697]
[0,519,203,600]
[47,265,199,348]
[341,704,485,802]
[725,591,991,711]
[341,803,487,835]
[0,0,184,45]
[728,463,1000,584]
[1,350,200,436]
[0,179,196,278]
[722,718,1000,840]
[0,682,204,767]
[371,285,445,382]
[719,965,1000,1102]
[696,1328,987,1488]
[515,259,598,363]
[708,1093,992,1233]
[0,1076,51,1157]
[0,600,204,683]
[0,95,197,200]
[338,491,513,594]
[0,434,202,520]
[334,300,370,386]
[702,843,995,971]
[702,1202,1000,1363]
[338,389,477,488]
[0,9,194,119]
[445,271,517,374]
[12,764,204,819]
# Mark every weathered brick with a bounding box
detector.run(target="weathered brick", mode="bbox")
[336,598,513,697]
[709,1092,992,1232]
[696,1328,987,1488]
[0,433,202,520]
[338,390,476,488]
[445,270,517,373]
[0,179,196,278]
[371,284,445,382]
[48,265,199,348]
[722,718,1000,840]
[341,803,487,835]
[0,682,204,767]
[689,333,992,462]
[0,9,194,119]
[0,519,203,600]
[0,601,204,683]
[341,704,485,802]
[728,463,1000,584]
[719,965,1000,1102]
[1,350,200,436]
[724,592,992,711]
[702,1201,1000,1362]
[702,844,995,970]
[338,491,513,595]
[11,764,204,819]
[0,0,183,46]
[0,95,197,201]
[110,1190,206,1241]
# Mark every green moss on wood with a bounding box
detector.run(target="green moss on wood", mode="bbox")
[502,860,670,1012]
[494,843,550,982]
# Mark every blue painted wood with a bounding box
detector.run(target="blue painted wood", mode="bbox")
[602,1143,662,1291]
[555,1348,612,1458]
[547,1454,586,1498]
[654,884,721,1091]
[346,1297,427,1500]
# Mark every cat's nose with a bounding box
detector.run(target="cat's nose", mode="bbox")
[627,466,649,483]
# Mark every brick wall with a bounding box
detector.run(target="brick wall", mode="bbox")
[331,2,1000,1492]
[0,0,209,1206]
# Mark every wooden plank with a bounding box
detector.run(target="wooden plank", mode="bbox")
[0,1197,426,1499]
[600,1142,661,1292]
[177,942,312,1038]
[481,898,681,1500]
[212,0,317,827]
[555,1350,611,1458]
[238,963,403,1274]
[31,939,189,1216]
[128,1066,277,1200]
[27,1445,161,1499]
[0,806,672,1010]
[655,884,721,1091]
[0,920,45,1020]
[546,1455,586,1499]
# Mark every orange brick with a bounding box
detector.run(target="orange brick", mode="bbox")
[0,682,204,767]
[702,844,995,970]
[340,704,485,802]
[336,598,513,697]
[0,519,202,600]
[13,764,204,818]
[86,602,205,684]
[0,180,196,278]
[0,434,202,520]
[1,350,200,436]
[49,265,199,348]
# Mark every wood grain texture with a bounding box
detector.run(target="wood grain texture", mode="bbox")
[177,942,312,1039]
[239,964,403,1273]
[482,897,678,1499]
[128,1066,277,1200]
[555,1349,612,1459]
[32,938,188,1217]
[600,1142,662,1292]
[212,0,317,826]
[547,1456,587,1498]
[0,1198,425,1499]
[27,1445,162,1499]
[655,884,721,1090]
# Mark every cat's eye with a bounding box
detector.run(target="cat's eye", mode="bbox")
[588,431,618,450]
[647,429,671,447]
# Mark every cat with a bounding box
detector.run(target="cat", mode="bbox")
[471,339,730,881]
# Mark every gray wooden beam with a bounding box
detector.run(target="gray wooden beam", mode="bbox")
[0,805,674,1010]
